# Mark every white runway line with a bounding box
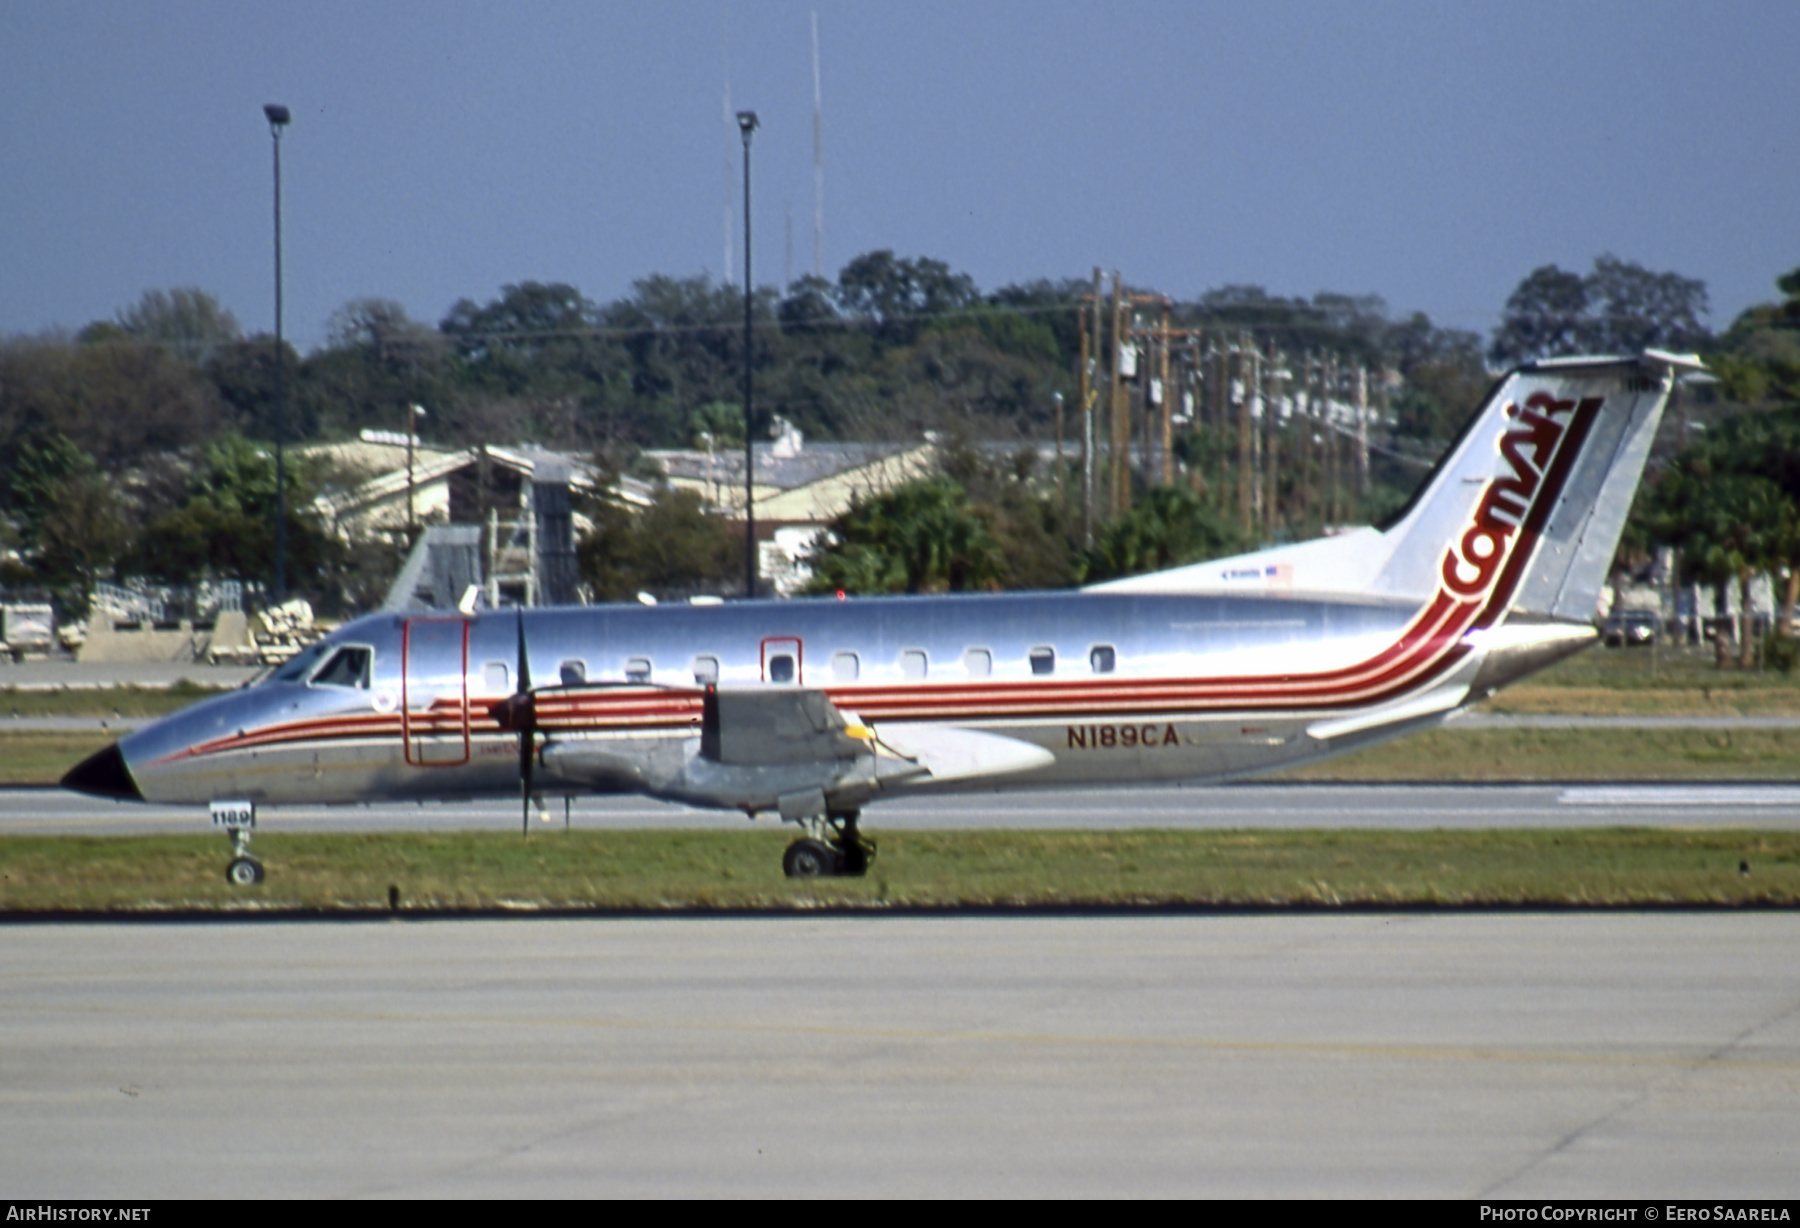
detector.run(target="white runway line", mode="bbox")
[1559,785,1800,807]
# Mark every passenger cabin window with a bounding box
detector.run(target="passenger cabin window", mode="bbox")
[963,648,992,678]
[1029,646,1056,676]
[1089,645,1116,674]
[767,654,796,684]
[482,661,509,694]
[559,660,586,686]
[831,651,860,681]
[313,646,372,689]
[901,650,928,680]
[624,657,652,683]
[692,656,719,684]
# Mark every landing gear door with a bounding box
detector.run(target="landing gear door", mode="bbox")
[402,617,471,766]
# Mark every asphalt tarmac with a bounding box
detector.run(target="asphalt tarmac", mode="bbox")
[11,692,1798,1197]
[8,781,1800,835]
[2,913,1796,1198]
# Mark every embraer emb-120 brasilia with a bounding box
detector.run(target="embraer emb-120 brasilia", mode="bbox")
[66,352,1704,884]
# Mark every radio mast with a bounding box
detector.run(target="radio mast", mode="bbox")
[812,9,824,279]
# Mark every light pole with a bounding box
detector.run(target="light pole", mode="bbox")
[737,109,759,600]
[406,403,427,539]
[264,103,291,600]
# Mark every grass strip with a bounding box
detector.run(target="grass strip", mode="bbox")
[0,732,115,784]
[1279,726,1800,781]
[1,829,1796,913]
[0,683,228,718]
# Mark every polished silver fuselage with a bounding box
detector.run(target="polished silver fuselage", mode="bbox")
[113,587,1499,809]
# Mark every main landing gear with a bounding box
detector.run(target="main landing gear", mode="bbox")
[782,810,876,879]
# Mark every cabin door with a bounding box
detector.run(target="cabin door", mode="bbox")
[401,617,471,766]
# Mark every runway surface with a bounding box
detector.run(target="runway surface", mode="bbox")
[2,913,1796,1198]
[8,781,1800,836]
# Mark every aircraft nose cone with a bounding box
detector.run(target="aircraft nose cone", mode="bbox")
[61,743,143,802]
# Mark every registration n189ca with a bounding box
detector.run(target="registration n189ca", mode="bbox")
[65,351,1703,884]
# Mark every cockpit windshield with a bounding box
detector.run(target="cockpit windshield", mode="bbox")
[312,645,372,689]
[269,640,330,684]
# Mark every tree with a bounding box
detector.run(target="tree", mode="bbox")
[1080,485,1249,583]
[438,281,635,448]
[778,274,841,334]
[1490,256,1710,366]
[1646,422,1800,664]
[574,486,738,602]
[203,336,306,441]
[1585,254,1710,355]
[0,334,224,474]
[136,434,338,591]
[1,434,132,612]
[1381,313,1488,446]
[114,287,241,366]
[6,432,95,546]
[1709,267,1800,409]
[1489,265,1590,365]
[805,479,1004,594]
[310,298,452,437]
[34,470,133,614]
[833,251,979,344]
[440,281,598,370]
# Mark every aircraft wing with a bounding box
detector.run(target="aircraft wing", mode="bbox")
[865,721,1055,785]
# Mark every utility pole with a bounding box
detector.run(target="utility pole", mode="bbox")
[1263,342,1282,537]
[1356,363,1370,499]
[1326,352,1341,527]
[1185,338,1204,497]
[1077,291,1092,544]
[1297,352,1316,528]
[1236,333,1254,535]
[737,110,759,599]
[1159,302,1174,486]
[1109,272,1126,518]
[1090,268,1104,535]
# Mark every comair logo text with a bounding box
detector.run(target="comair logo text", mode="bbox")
[1440,391,1603,600]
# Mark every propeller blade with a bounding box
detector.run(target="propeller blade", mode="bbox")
[515,608,535,835]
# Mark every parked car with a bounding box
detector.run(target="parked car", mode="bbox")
[1602,609,1659,646]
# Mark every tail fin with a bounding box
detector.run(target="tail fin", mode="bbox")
[1372,350,1701,622]
[1092,350,1704,624]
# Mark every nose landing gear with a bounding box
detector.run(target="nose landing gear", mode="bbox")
[223,827,264,886]
[782,810,876,879]
[211,800,263,886]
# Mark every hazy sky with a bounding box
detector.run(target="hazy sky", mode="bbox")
[2,1,1795,352]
